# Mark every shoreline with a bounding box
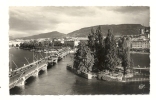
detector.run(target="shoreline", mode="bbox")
[130,52,149,54]
[66,65,149,83]
[10,47,150,54]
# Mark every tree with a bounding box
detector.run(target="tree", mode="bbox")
[88,28,96,52]
[96,27,105,70]
[121,37,133,76]
[73,42,94,73]
[104,29,120,71]
[16,44,19,47]
[88,26,105,71]
[19,43,23,48]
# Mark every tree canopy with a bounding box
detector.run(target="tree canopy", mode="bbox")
[73,42,94,73]
[73,26,133,74]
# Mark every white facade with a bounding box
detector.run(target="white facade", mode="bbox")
[9,41,22,46]
[74,40,80,46]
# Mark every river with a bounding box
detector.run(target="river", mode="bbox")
[9,48,150,95]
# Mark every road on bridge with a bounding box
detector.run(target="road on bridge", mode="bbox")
[9,60,47,84]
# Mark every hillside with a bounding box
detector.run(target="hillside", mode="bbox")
[67,24,145,37]
[9,36,15,40]
[12,24,146,40]
[20,31,66,39]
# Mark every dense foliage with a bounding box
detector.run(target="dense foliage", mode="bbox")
[88,27,105,71]
[73,42,94,73]
[19,39,70,50]
[19,40,53,50]
[73,26,133,74]
[104,29,120,71]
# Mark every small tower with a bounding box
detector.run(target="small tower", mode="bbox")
[140,28,144,34]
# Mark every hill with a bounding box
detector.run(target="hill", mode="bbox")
[67,24,145,37]
[9,36,15,40]
[12,24,146,40]
[20,31,66,39]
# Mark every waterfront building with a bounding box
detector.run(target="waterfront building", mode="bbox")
[131,40,150,49]
[130,27,150,50]
[76,37,88,41]
[37,38,50,42]
[64,40,80,47]
[9,41,22,47]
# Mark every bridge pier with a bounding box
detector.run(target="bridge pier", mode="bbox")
[41,64,48,73]
[32,69,39,77]
[37,64,48,74]
[53,59,58,64]
[33,70,39,77]
[16,77,25,87]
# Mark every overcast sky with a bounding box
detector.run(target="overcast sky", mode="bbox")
[9,6,149,38]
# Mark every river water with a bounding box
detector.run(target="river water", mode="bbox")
[9,48,150,95]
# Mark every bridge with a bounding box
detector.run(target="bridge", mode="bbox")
[9,48,71,89]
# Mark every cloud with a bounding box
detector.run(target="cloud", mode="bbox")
[42,6,97,17]
[9,7,60,32]
[108,6,149,14]
[9,6,150,38]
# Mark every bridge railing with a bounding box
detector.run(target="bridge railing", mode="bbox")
[10,50,70,75]
[9,60,48,89]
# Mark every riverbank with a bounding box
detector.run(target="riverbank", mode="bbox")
[66,65,94,79]
[66,65,149,83]
[130,51,149,54]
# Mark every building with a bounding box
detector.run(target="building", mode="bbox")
[131,40,150,49]
[75,37,87,41]
[145,27,150,38]
[64,40,80,47]
[130,27,150,50]
[9,41,22,47]
[139,27,150,39]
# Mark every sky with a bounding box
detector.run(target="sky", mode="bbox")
[9,6,150,38]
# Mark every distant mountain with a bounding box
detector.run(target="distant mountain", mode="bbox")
[9,36,14,40]
[67,24,146,37]
[20,31,66,39]
[9,36,17,40]
[11,24,147,40]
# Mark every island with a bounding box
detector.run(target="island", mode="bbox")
[67,27,149,82]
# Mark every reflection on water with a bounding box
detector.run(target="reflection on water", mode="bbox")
[10,87,23,95]
[131,53,150,67]
[38,70,46,75]
[25,77,36,85]
[9,48,150,95]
